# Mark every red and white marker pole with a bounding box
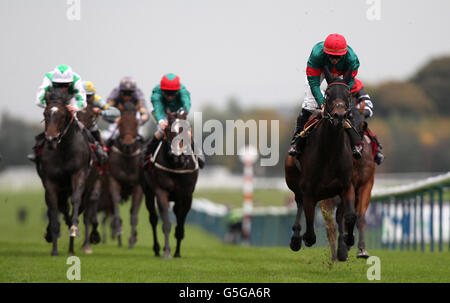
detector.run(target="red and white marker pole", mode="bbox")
[239,145,258,245]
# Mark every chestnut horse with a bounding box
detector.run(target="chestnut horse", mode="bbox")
[285,68,357,261]
[108,101,144,248]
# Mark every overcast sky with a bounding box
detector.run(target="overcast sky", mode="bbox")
[1,0,450,122]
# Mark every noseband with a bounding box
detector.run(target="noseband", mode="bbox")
[323,82,351,123]
[45,107,75,144]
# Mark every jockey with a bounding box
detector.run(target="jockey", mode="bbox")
[82,80,120,145]
[288,33,363,159]
[105,76,149,143]
[28,64,87,162]
[350,78,385,165]
[143,73,205,168]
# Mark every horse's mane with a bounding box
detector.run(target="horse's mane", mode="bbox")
[45,88,72,105]
[122,101,136,113]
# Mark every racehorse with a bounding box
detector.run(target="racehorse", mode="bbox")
[36,89,99,256]
[76,104,104,253]
[285,68,357,261]
[319,97,376,260]
[141,109,199,258]
[108,101,144,248]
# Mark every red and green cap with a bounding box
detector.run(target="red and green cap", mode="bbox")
[160,73,181,91]
[323,33,348,56]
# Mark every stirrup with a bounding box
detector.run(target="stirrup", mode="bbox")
[352,145,362,159]
[27,153,37,163]
[375,152,384,165]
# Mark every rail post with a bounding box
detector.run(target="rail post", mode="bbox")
[239,145,258,246]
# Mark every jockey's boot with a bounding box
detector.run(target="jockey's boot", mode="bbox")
[27,132,45,163]
[288,109,312,156]
[345,121,363,159]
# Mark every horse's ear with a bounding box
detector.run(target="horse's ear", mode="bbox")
[323,65,333,84]
[343,70,352,83]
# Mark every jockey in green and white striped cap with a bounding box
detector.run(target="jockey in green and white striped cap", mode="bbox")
[35,64,87,111]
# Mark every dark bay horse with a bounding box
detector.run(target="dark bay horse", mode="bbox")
[141,110,199,258]
[76,104,104,253]
[319,98,376,260]
[108,102,144,248]
[36,89,99,256]
[285,69,357,261]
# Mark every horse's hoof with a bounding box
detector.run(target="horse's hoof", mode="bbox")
[174,253,181,258]
[51,251,58,256]
[290,236,302,251]
[90,231,101,245]
[344,233,355,247]
[44,233,52,243]
[83,246,93,254]
[337,249,348,262]
[69,226,79,238]
[303,233,316,247]
[163,252,172,259]
[128,237,137,249]
[356,249,370,259]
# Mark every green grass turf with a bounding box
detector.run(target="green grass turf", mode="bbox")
[194,188,292,208]
[0,190,449,283]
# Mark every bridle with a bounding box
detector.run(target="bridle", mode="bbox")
[323,82,351,124]
[44,104,75,144]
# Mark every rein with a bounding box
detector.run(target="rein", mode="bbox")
[149,141,199,174]
[111,144,142,157]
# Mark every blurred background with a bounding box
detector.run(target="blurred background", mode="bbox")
[0,0,449,201]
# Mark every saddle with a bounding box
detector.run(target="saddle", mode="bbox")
[298,114,322,138]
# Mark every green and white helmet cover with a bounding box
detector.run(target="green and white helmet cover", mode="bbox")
[52,64,74,83]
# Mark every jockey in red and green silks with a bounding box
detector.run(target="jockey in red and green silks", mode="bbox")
[144,73,204,168]
[289,33,363,159]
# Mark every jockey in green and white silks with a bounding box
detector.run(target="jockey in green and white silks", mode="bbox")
[288,34,363,159]
[143,73,204,168]
[35,64,86,112]
[28,64,87,162]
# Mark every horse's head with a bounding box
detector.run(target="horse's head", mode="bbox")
[323,66,352,127]
[117,101,139,154]
[43,89,73,149]
[164,109,191,167]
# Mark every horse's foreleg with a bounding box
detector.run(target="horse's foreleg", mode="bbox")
[44,183,60,256]
[290,195,303,251]
[69,171,87,242]
[341,184,357,249]
[356,178,374,259]
[336,201,348,261]
[302,197,317,247]
[88,180,102,245]
[144,187,160,256]
[109,177,123,246]
[129,185,143,249]
[173,196,193,258]
[320,198,337,261]
[155,189,171,259]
